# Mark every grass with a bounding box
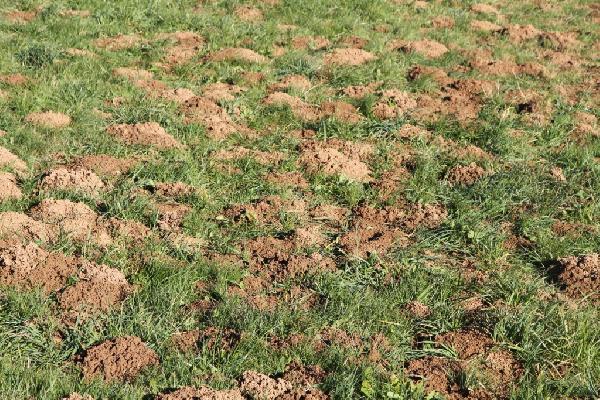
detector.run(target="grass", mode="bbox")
[0,0,599,399]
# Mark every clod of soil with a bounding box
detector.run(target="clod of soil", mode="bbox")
[446,163,486,186]
[470,3,500,14]
[471,20,503,32]
[156,31,204,68]
[291,35,331,50]
[181,96,249,140]
[404,356,467,398]
[3,10,37,24]
[40,167,105,195]
[341,81,382,99]
[79,336,159,382]
[207,48,268,63]
[431,16,455,29]
[0,146,27,173]
[94,34,141,50]
[25,111,71,128]
[213,146,285,165]
[0,172,22,201]
[390,39,449,58]
[235,5,263,22]
[72,154,137,178]
[268,75,312,92]
[372,89,417,119]
[556,254,599,301]
[61,394,94,400]
[155,386,244,400]
[106,122,183,149]
[223,195,306,225]
[263,92,321,122]
[323,48,377,66]
[298,140,373,182]
[0,212,58,242]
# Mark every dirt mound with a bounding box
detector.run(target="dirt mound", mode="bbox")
[182,96,249,140]
[155,386,244,400]
[320,101,363,123]
[29,199,112,246]
[556,254,599,301]
[298,140,373,182]
[446,163,486,186]
[94,34,141,50]
[372,89,417,119]
[341,81,381,99]
[113,67,153,81]
[310,204,349,225]
[263,92,321,122]
[207,48,268,63]
[470,3,500,14]
[405,301,431,318]
[268,75,312,92]
[240,369,328,399]
[155,202,191,232]
[223,195,306,225]
[436,329,494,359]
[471,58,547,77]
[106,122,182,149]
[0,172,22,201]
[214,146,285,165]
[390,39,448,58]
[502,24,541,43]
[323,48,376,66]
[25,111,71,128]
[40,167,105,195]
[265,171,308,189]
[0,212,57,242]
[203,82,246,102]
[61,394,94,400]
[3,9,37,24]
[151,182,195,198]
[156,31,204,68]
[73,154,137,178]
[291,35,330,50]
[0,146,27,172]
[405,356,466,398]
[0,73,28,85]
[339,35,368,49]
[80,336,158,382]
[235,5,263,22]
[470,20,503,32]
[431,16,455,29]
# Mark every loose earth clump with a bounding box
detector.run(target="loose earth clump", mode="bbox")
[25,111,71,128]
[106,122,182,148]
[555,254,599,301]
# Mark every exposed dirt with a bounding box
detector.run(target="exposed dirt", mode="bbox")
[156,31,204,68]
[404,356,469,399]
[446,163,486,186]
[320,100,363,123]
[436,329,494,359]
[265,171,309,189]
[0,212,58,243]
[79,336,159,382]
[341,81,381,99]
[94,34,141,50]
[106,122,183,148]
[3,9,37,24]
[339,35,369,49]
[502,24,542,43]
[556,254,599,301]
[113,67,153,81]
[25,111,71,128]
[151,182,196,198]
[470,3,500,14]
[181,96,250,140]
[263,92,321,122]
[203,82,246,102]
[235,5,263,22]
[207,48,268,63]
[471,20,503,32]
[72,154,137,178]
[390,39,449,58]
[269,75,312,92]
[323,48,377,66]
[405,300,431,318]
[61,394,94,400]
[0,146,27,173]
[240,368,329,400]
[551,221,596,238]
[29,199,113,247]
[431,16,455,29]
[214,146,285,165]
[291,35,331,50]
[298,140,373,182]
[155,202,191,232]
[223,195,306,225]
[372,89,417,119]
[0,172,22,201]
[40,167,105,196]
[155,386,244,400]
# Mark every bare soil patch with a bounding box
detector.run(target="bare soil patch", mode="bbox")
[107,122,183,149]
[0,212,57,243]
[155,386,244,400]
[94,34,141,50]
[40,167,105,196]
[556,254,599,301]
[298,140,373,182]
[390,39,448,58]
[446,163,486,186]
[0,172,22,201]
[207,48,268,63]
[72,154,137,178]
[323,48,376,66]
[25,111,71,128]
[79,336,158,382]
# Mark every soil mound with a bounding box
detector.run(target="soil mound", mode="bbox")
[0,212,57,242]
[0,172,22,201]
[557,254,599,301]
[25,111,71,128]
[40,167,105,195]
[94,34,141,50]
[323,48,376,66]
[207,48,268,63]
[106,122,182,149]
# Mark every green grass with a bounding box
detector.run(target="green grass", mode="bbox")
[0,0,599,399]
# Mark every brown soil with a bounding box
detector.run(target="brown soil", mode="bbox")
[151,182,196,198]
[0,212,58,243]
[172,327,241,352]
[181,96,249,140]
[223,195,306,225]
[0,172,22,201]
[106,122,183,149]
[29,199,113,247]
[471,58,547,77]
[106,217,152,244]
[94,34,141,50]
[207,48,268,63]
[79,336,159,382]
[239,369,329,400]
[446,163,486,186]
[155,202,191,232]
[0,73,28,85]
[292,225,326,248]
[320,101,363,123]
[3,9,37,23]
[341,81,381,99]
[551,220,596,237]
[113,67,153,81]
[323,48,376,66]
[556,254,599,301]
[390,39,449,58]
[298,140,373,182]
[235,5,263,22]
[372,89,417,119]
[539,31,581,51]
[40,167,105,196]
[339,35,369,49]
[436,329,494,359]
[72,154,137,178]
[291,35,331,50]
[265,171,309,189]
[0,146,27,173]
[470,20,503,32]
[431,16,455,29]
[263,92,321,122]
[203,82,246,102]
[502,24,542,43]
[405,301,431,318]
[505,89,552,125]
[155,386,244,400]
[404,356,468,399]
[59,9,91,17]
[213,146,285,165]
[268,75,312,92]
[25,111,71,128]
[470,3,500,14]
[156,31,204,68]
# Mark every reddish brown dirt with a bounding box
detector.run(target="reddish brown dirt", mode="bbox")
[203,83,246,102]
[320,101,363,123]
[223,195,306,225]
[0,73,28,85]
[471,58,547,77]
[156,31,204,68]
[470,20,503,32]
[341,81,381,99]
[265,171,309,189]
[207,48,268,63]
[155,386,244,400]
[505,89,552,125]
[314,327,363,350]
[298,140,373,182]
[239,369,329,400]
[3,9,37,23]
[404,356,467,399]
[155,202,191,232]
[106,122,183,149]
[436,329,494,359]
[113,67,153,80]
[390,39,449,58]
[214,146,285,165]
[0,172,22,201]
[263,92,321,122]
[0,146,27,173]
[29,199,113,247]
[323,48,377,66]
[151,182,196,198]
[79,336,159,382]
[0,212,58,243]
[502,24,542,43]
[25,111,71,128]
[281,362,327,387]
[292,225,326,248]
[181,96,250,140]
[309,204,349,225]
[61,394,94,400]
[94,34,141,50]
[551,221,596,237]
[446,163,486,186]
[40,167,105,195]
[470,3,500,14]
[106,217,152,244]
[405,300,431,318]
[556,254,599,301]
[235,5,263,22]
[339,35,369,49]
[431,16,455,29]
[372,89,417,119]
[72,154,137,178]
[269,75,312,92]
